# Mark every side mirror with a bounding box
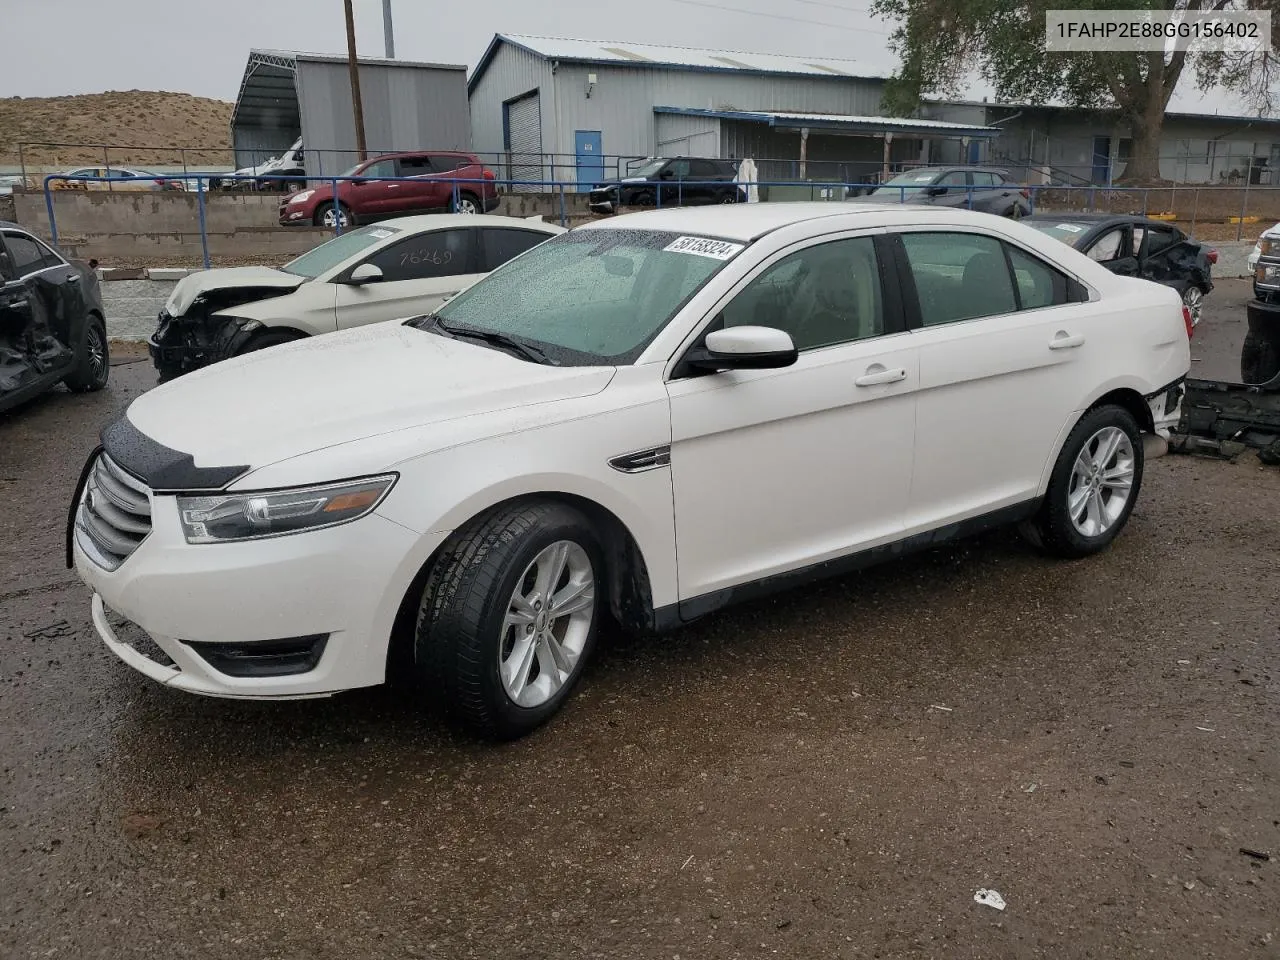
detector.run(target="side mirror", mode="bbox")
[926,185,948,196]
[346,263,384,285]
[689,326,798,372]
[658,169,674,180]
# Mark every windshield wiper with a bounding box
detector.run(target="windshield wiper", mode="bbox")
[423,314,554,365]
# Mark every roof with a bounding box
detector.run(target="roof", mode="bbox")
[654,106,998,139]
[234,49,466,130]
[572,201,973,242]
[469,33,892,91]
[363,213,566,233]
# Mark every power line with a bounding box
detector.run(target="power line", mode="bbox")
[788,0,876,14]
[667,0,895,35]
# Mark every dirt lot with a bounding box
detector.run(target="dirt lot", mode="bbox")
[2,298,1278,959]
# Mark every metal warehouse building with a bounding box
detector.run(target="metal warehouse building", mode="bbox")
[231,49,472,176]
[467,34,1000,189]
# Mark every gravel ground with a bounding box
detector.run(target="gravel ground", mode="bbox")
[2,317,1277,960]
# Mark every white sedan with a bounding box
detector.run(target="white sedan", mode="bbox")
[147,214,565,379]
[72,203,1191,739]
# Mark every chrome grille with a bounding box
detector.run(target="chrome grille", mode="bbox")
[76,454,152,570]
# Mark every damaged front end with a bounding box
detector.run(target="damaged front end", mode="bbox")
[1171,299,1280,464]
[148,282,298,381]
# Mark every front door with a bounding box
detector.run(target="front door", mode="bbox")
[334,228,481,329]
[896,229,1101,530]
[668,233,918,602]
[346,158,399,218]
[575,131,603,193]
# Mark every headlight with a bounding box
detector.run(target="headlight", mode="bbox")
[178,474,396,543]
[1256,264,1280,284]
[289,190,316,204]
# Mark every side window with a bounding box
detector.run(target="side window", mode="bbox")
[2,233,50,275]
[429,155,466,173]
[360,160,396,179]
[689,159,720,177]
[667,159,692,178]
[1086,228,1125,262]
[937,171,968,187]
[0,242,15,282]
[721,237,885,351]
[481,229,549,271]
[900,232,1017,325]
[396,156,433,177]
[1145,227,1179,257]
[364,229,474,281]
[1006,245,1072,309]
[972,172,998,187]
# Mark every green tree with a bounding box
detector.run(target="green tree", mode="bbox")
[869,0,1254,183]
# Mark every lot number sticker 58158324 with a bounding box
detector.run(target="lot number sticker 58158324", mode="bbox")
[664,236,746,260]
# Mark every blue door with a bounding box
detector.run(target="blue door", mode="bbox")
[575,130,604,193]
[967,140,981,164]
[1091,137,1112,185]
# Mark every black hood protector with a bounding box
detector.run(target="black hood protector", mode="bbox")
[100,414,249,491]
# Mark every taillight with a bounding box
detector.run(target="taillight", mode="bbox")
[482,168,496,180]
[1182,304,1195,339]
[1206,248,1218,264]
[1019,188,1030,199]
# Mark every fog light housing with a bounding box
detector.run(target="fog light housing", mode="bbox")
[185,634,328,677]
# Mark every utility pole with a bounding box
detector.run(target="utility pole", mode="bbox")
[382,0,395,58]
[343,0,368,162]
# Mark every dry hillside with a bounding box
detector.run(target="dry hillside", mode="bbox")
[0,91,234,167]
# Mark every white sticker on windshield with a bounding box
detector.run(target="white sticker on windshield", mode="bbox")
[369,228,394,239]
[912,175,935,182]
[1055,223,1085,233]
[664,236,745,260]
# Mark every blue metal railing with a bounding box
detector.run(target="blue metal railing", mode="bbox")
[43,171,1251,271]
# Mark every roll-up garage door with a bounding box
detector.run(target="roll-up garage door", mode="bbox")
[506,93,542,193]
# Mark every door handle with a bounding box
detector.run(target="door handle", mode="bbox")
[854,366,907,387]
[1048,332,1085,350]
[387,183,400,188]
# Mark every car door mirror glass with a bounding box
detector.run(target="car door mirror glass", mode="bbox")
[692,326,798,371]
[347,263,384,284]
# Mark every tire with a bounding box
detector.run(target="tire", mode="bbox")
[414,502,604,740]
[1005,204,1024,220]
[632,190,655,208]
[1182,285,1205,329]
[63,314,109,393]
[452,191,481,215]
[1241,329,1280,384]
[1022,404,1144,559]
[313,202,353,229]
[237,329,306,356]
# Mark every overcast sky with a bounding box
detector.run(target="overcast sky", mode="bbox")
[1,0,1248,116]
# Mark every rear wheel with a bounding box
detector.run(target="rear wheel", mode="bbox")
[453,191,481,215]
[63,315,109,393]
[314,202,353,229]
[414,502,603,740]
[1021,404,1143,559]
[1182,286,1205,329]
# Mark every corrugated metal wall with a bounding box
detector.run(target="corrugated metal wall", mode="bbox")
[296,60,472,175]
[233,125,300,170]
[654,113,721,156]
[468,44,555,180]
[720,122,912,181]
[468,43,887,172]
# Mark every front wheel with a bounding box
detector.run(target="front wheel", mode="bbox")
[415,502,603,740]
[1182,286,1205,328]
[1021,404,1144,559]
[314,202,353,229]
[236,329,306,357]
[1241,328,1280,384]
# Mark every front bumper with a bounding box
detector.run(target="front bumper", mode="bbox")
[72,486,444,699]
[148,311,259,380]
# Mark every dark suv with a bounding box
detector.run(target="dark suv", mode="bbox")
[589,157,743,212]
[280,151,499,228]
[857,166,1031,218]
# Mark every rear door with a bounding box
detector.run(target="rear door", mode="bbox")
[972,171,1017,213]
[480,228,554,273]
[334,228,479,328]
[392,154,444,214]
[894,228,1098,530]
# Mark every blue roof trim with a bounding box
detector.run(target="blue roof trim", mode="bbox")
[468,34,887,93]
[652,106,1001,138]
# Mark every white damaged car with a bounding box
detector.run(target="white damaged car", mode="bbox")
[147,215,564,379]
[73,203,1191,739]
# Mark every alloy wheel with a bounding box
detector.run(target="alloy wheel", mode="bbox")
[322,207,349,228]
[498,540,596,708]
[1067,426,1135,537]
[87,325,107,383]
[455,197,479,215]
[1183,286,1204,327]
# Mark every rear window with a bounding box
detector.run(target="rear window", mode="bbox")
[1025,220,1092,247]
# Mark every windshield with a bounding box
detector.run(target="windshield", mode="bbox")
[427,228,741,364]
[871,170,941,195]
[281,225,401,278]
[1024,220,1091,247]
[624,159,668,179]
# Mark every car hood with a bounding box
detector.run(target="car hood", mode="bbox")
[165,267,306,318]
[122,322,616,475]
